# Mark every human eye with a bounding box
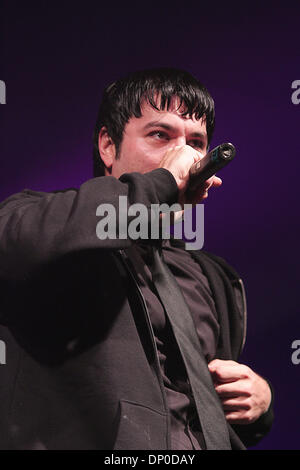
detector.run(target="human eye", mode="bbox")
[148,130,169,141]
[189,140,205,151]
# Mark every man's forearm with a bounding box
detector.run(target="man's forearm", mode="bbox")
[0,169,178,281]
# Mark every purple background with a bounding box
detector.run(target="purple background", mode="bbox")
[1,2,299,449]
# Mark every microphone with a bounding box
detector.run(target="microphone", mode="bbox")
[188,142,236,191]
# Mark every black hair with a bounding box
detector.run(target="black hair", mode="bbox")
[93,67,215,177]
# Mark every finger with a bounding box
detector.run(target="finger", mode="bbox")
[211,176,222,187]
[208,358,241,371]
[196,150,205,160]
[190,186,209,205]
[208,360,250,383]
[224,410,252,424]
[192,150,204,164]
[189,176,219,201]
[202,179,213,191]
[214,380,251,398]
[204,176,216,187]
[191,178,222,199]
[221,397,251,411]
[201,175,222,189]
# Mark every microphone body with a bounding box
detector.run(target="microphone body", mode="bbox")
[189,142,236,191]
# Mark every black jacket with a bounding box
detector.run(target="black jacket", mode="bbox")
[0,169,273,449]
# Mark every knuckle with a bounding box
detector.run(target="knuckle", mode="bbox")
[240,380,252,395]
[243,410,255,424]
[243,400,252,411]
[212,358,222,366]
[243,364,252,375]
[213,366,222,377]
[228,360,239,366]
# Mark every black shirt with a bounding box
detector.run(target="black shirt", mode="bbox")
[130,238,220,450]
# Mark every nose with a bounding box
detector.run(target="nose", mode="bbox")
[172,136,187,147]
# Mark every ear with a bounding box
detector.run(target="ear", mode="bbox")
[98,127,116,174]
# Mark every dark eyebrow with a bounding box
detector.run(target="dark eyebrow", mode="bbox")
[189,131,207,140]
[143,121,174,131]
[143,121,207,141]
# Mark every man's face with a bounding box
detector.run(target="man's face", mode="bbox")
[104,97,208,178]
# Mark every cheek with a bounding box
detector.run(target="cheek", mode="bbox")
[121,139,165,173]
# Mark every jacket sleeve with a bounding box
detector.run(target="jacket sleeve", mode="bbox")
[197,250,275,447]
[231,378,275,448]
[0,169,178,282]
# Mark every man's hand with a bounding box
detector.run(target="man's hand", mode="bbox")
[158,145,222,207]
[208,359,272,425]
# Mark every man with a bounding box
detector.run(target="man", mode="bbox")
[0,68,273,450]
